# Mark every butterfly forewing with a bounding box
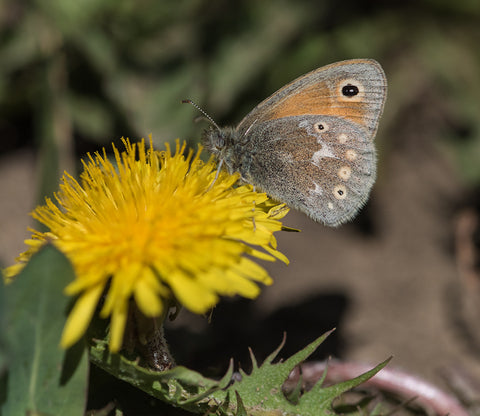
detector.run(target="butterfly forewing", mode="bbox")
[237,59,386,139]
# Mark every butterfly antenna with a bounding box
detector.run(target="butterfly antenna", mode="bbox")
[182,99,221,131]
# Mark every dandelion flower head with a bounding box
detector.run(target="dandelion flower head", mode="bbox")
[4,138,290,352]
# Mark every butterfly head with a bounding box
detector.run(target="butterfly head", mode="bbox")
[182,99,239,173]
[202,126,238,173]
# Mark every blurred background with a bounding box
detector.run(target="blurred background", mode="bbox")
[1,0,480,414]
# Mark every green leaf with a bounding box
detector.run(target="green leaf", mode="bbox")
[88,337,232,414]
[218,331,390,416]
[1,245,88,416]
[300,359,390,413]
[91,330,390,415]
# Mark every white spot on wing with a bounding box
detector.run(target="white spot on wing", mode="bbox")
[345,149,357,161]
[312,144,336,167]
[338,166,351,180]
[310,182,323,195]
[299,120,309,129]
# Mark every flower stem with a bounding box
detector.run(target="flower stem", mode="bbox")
[124,302,175,371]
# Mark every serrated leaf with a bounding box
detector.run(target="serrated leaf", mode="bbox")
[90,330,390,416]
[217,331,389,416]
[301,358,391,412]
[1,245,88,416]
[221,331,332,413]
[88,337,232,413]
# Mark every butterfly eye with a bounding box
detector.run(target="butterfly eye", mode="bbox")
[342,84,359,97]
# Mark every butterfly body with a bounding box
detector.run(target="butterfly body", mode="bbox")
[203,59,387,227]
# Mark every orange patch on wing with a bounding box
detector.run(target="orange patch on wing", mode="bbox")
[268,81,368,127]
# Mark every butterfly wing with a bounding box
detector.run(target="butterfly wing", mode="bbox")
[239,114,376,226]
[235,59,386,226]
[237,59,386,139]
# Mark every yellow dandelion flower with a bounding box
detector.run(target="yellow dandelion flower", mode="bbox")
[4,138,289,352]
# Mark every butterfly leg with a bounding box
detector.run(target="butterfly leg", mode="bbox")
[207,159,224,191]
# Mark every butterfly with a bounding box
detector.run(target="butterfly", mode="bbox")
[190,59,387,226]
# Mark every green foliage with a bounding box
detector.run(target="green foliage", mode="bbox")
[0,245,88,416]
[216,334,389,416]
[89,331,389,415]
[89,337,235,414]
